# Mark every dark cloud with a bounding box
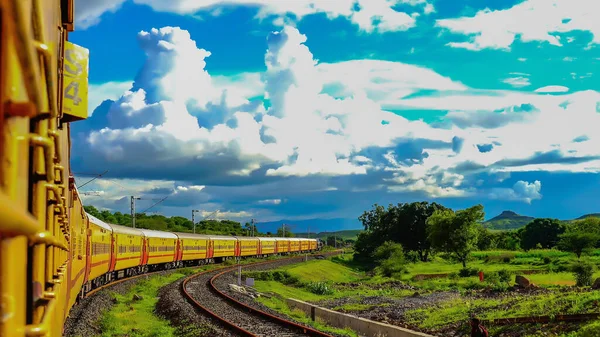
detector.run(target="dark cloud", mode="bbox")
[494,150,600,167]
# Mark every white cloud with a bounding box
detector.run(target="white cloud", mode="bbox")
[436,0,600,51]
[115,0,424,33]
[76,25,600,207]
[89,81,133,114]
[75,0,126,29]
[535,85,569,93]
[489,180,542,204]
[258,199,282,205]
[502,76,530,88]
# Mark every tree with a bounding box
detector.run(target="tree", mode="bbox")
[354,202,448,261]
[427,204,484,268]
[520,218,565,250]
[276,227,295,237]
[558,231,599,259]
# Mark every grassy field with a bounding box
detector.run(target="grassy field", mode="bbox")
[100,268,205,337]
[249,250,600,337]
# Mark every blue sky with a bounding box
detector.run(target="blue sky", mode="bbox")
[71,0,600,232]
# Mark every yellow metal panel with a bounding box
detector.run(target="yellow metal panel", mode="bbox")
[239,239,258,256]
[212,239,235,258]
[181,238,208,261]
[61,41,88,121]
[147,238,176,264]
[261,240,275,255]
[88,223,110,281]
[114,233,142,271]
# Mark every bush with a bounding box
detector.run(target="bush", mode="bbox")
[497,269,512,284]
[405,251,420,263]
[543,256,552,264]
[373,242,407,277]
[459,267,479,278]
[306,282,334,295]
[571,261,595,287]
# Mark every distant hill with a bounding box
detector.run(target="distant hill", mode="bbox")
[295,229,362,240]
[483,211,535,230]
[576,213,600,220]
[257,218,362,235]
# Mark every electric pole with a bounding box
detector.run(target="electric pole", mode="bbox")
[192,209,200,233]
[131,196,141,227]
[251,218,256,237]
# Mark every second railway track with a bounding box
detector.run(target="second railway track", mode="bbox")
[182,253,340,337]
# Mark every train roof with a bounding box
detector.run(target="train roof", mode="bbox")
[137,228,178,239]
[108,223,144,236]
[234,236,259,241]
[257,237,277,241]
[174,232,211,240]
[206,234,237,240]
[86,212,113,231]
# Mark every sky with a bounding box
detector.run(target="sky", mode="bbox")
[70,0,600,232]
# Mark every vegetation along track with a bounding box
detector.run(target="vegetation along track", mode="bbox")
[183,252,340,337]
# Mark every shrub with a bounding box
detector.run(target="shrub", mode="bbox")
[306,282,334,295]
[459,267,479,278]
[571,261,595,287]
[497,269,512,284]
[405,251,420,263]
[373,242,407,277]
[543,256,552,264]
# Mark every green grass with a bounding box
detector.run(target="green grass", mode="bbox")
[100,268,203,336]
[404,290,600,331]
[256,295,360,337]
[282,259,363,283]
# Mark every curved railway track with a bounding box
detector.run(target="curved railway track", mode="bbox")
[182,254,339,337]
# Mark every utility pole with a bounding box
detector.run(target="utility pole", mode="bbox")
[130,196,141,228]
[192,209,200,233]
[251,218,256,237]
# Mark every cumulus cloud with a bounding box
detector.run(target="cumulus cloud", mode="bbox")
[489,180,542,204]
[75,24,600,218]
[436,0,600,51]
[502,76,530,88]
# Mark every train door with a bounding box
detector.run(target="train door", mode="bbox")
[175,239,181,261]
[142,238,149,265]
[109,235,116,271]
[208,240,213,259]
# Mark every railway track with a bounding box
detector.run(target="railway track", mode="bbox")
[182,253,339,337]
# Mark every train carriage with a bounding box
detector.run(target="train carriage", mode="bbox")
[175,232,210,265]
[289,238,301,253]
[67,183,89,310]
[275,238,290,254]
[209,235,236,261]
[86,214,113,287]
[300,239,310,252]
[236,236,260,257]
[139,229,178,269]
[108,224,145,277]
[258,237,276,255]
[309,238,318,250]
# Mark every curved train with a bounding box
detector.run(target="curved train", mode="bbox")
[80,210,317,295]
[0,1,317,336]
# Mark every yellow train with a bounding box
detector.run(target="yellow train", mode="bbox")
[0,1,318,336]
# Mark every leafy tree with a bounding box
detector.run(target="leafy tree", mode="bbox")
[427,204,485,268]
[476,226,496,250]
[355,202,448,261]
[558,231,599,259]
[520,218,565,250]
